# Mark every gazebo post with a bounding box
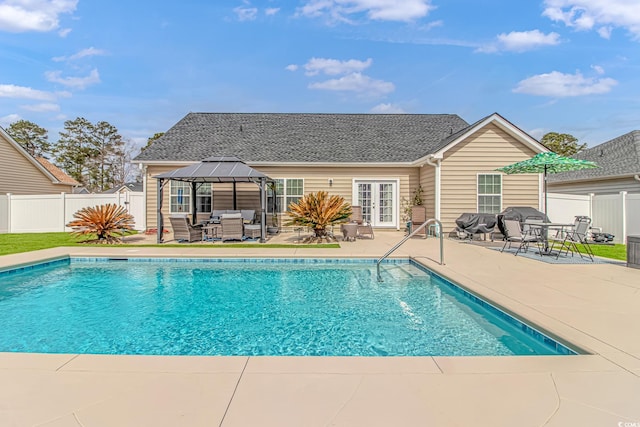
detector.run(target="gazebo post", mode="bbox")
[157,178,164,244]
[232,181,237,210]
[191,181,197,225]
[260,177,267,243]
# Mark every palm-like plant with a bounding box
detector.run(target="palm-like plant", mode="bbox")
[67,203,134,243]
[285,191,352,238]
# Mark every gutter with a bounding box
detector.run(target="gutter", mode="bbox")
[425,154,442,220]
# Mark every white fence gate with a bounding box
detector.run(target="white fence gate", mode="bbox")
[548,192,640,243]
[0,192,146,233]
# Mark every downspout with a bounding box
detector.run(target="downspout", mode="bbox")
[425,155,442,220]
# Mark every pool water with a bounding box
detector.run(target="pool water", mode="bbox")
[0,259,576,356]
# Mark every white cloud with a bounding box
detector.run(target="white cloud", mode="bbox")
[371,103,406,113]
[309,72,395,96]
[543,0,640,39]
[0,114,21,127]
[234,6,258,21]
[513,70,617,97]
[45,68,101,89]
[265,7,280,16]
[53,47,107,62]
[0,84,57,101]
[58,28,71,37]
[285,64,299,72]
[0,0,77,33]
[304,57,372,76]
[20,103,60,112]
[298,0,434,23]
[591,64,605,74]
[477,30,561,53]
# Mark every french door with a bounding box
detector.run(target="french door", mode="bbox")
[354,180,397,227]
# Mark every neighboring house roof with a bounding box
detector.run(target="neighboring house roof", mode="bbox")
[35,157,80,186]
[134,112,471,164]
[548,130,640,183]
[0,125,74,187]
[103,182,143,193]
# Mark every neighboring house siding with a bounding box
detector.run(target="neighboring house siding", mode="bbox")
[145,164,419,229]
[439,124,539,232]
[0,133,71,195]
[548,177,640,195]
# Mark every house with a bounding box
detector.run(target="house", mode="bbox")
[103,182,143,194]
[0,126,79,195]
[547,130,640,195]
[134,112,548,233]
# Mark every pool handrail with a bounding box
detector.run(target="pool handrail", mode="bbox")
[376,218,444,281]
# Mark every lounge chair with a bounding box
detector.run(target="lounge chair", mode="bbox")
[552,216,594,261]
[221,213,244,242]
[500,219,541,256]
[350,205,374,239]
[169,216,203,242]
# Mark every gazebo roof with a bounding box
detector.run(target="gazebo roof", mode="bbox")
[153,156,272,183]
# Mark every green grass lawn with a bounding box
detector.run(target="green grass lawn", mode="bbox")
[578,243,627,261]
[0,232,340,256]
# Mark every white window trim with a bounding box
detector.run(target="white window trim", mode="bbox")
[476,173,502,214]
[273,178,305,212]
[169,181,191,214]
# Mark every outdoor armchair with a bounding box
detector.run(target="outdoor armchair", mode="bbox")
[169,216,203,243]
[500,219,542,256]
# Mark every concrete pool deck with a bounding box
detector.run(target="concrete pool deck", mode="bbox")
[0,231,638,426]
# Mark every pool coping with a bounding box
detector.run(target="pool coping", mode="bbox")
[0,239,638,426]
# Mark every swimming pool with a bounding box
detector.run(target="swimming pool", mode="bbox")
[0,258,577,356]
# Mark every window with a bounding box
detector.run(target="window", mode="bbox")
[196,183,212,213]
[269,178,304,212]
[170,182,212,213]
[170,181,190,213]
[478,174,501,214]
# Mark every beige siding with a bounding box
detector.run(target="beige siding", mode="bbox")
[144,165,420,230]
[439,124,539,232]
[0,133,72,194]
[419,165,436,220]
[548,177,640,195]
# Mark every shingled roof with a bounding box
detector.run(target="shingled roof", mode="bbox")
[548,130,640,182]
[134,113,469,163]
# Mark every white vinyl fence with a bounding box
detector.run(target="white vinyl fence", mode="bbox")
[0,192,145,233]
[548,192,640,243]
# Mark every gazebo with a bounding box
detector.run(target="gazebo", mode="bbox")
[153,156,274,243]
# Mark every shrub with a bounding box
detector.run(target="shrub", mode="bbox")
[285,191,351,238]
[67,203,134,243]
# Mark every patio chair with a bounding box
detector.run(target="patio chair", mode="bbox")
[552,216,594,261]
[350,205,374,239]
[169,216,203,243]
[221,214,244,242]
[500,219,542,256]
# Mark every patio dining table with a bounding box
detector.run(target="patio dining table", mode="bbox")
[523,221,573,255]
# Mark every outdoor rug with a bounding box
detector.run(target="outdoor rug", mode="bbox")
[488,246,624,265]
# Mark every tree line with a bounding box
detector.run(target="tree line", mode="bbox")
[6,119,164,193]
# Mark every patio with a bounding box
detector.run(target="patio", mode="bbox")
[0,231,638,426]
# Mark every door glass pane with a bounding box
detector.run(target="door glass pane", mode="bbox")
[378,183,393,222]
[358,183,372,223]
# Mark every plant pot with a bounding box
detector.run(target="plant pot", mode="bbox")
[267,226,279,235]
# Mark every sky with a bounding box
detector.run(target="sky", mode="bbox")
[1,0,639,152]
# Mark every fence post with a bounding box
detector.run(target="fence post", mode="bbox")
[61,192,67,232]
[6,193,11,233]
[621,191,627,243]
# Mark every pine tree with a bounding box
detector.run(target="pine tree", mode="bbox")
[6,119,50,157]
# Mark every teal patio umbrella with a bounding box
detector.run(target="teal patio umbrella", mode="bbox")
[496,151,598,219]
